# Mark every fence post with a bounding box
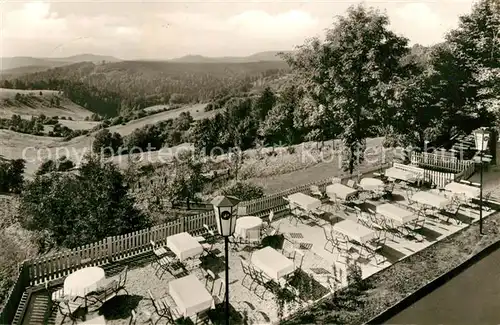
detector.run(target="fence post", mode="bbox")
[106,236,113,262]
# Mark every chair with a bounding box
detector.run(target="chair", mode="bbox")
[252,271,277,299]
[346,180,357,189]
[45,281,66,303]
[332,177,341,184]
[362,241,385,265]
[310,185,323,198]
[293,249,305,270]
[240,260,256,290]
[212,280,226,305]
[87,266,128,307]
[243,228,261,246]
[201,229,216,255]
[151,240,168,259]
[332,236,351,261]
[147,290,181,325]
[322,227,335,253]
[57,299,84,324]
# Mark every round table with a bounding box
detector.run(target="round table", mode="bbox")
[235,216,263,239]
[64,266,105,297]
[360,178,384,191]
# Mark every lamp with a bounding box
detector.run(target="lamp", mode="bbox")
[211,195,240,237]
[473,128,490,235]
[474,128,490,152]
[211,195,240,325]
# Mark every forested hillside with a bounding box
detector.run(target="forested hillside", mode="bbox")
[0,60,289,117]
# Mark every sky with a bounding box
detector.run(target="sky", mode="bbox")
[0,0,479,60]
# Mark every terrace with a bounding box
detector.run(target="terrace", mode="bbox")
[47,178,496,325]
[2,151,497,325]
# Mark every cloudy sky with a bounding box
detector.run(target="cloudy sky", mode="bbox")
[1,0,477,60]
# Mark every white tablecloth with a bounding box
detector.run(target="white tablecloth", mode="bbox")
[169,274,214,317]
[385,167,416,182]
[444,182,480,199]
[235,216,263,239]
[251,247,295,280]
[333,220,376,243]
[287,192,321,211]
[411,191,450,209]
[359,178,384,191]
[167,232,203,261]
[376,203,416,225]
[64,267,105,297]
[325,183,358,201]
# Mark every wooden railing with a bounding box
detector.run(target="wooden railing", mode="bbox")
[0,263,29,325]
[238,163,390,216]
[411,152,474,173]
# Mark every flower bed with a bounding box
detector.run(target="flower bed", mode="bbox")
[282,211,500,325]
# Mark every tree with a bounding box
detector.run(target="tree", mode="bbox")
[444,0,500,128]
[0,159,25,193]
[252,87,276,121]
[93,129,123,155]
[165,151,206,209]
[19,155,150,248]
[284,5,410,173]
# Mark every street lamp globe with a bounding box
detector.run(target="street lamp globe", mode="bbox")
[211,195,241,237]
[474,128,490,152]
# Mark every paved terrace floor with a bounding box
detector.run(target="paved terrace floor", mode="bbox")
[54,186,495,325]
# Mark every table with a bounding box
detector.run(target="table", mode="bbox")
[288,192,321,211]
[376,203,416,225]
[235,216,263,239]
[326,183,358,201]
[167,232,203,261]
[411,191,450,209]
[80,316,106,324]
[359,178,384,191]
[384,167,416,182]
[251,247,295,280]
[444,182,480,199]
[333,219,376,244]
[64,267,105,297]
[169,274,214,317]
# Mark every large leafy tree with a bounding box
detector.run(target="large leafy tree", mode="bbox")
[165,151,207,209]
[442,0,500,129]
[284,5,409,173]
[18,155,150,248]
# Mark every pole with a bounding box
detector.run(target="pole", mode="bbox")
[224,236,230,325]
[480,132,484,235]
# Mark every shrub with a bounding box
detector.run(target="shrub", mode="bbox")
[19,156,151,248]
[221,182,264,201]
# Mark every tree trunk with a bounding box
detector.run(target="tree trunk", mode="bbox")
[186,197,190,210]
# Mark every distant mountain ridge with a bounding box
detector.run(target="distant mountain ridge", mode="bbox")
[170,51,292,63]
[1,54,122,71]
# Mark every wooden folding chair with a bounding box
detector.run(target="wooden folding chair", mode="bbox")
[310,185,323,198]
[57,299,84,324]
[240,260,256,290]
[322,226,335,253]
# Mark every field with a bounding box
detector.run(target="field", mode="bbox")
[0,88,93,120]
[107,103,217,136]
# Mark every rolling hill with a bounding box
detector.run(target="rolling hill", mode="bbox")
[169,50,291,63]
[1,59,289,117]
[0,88,93,120]
[1,54,122,72]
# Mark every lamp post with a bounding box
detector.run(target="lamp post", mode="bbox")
[211,195,241,325]
[473,128,490,235]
